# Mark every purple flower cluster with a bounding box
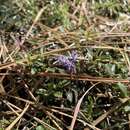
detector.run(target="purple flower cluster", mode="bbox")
[55,51,78,73]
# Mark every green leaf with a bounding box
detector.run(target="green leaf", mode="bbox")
[115,82,128,97]
[54,91,62,98]
[36,125,45,130]
[124,105,130,112]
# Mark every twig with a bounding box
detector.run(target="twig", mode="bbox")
[37,72,130,83]
[0,62,16,70]
[46,111,68,128]
[5,101,22,111]
[0,83,6,95]
[128,114,130,129]
[46,111,63,130]
[5,103,30,130]
[69,82,100,130]
[3,100,19,116]
[32,116,57,130]
[33,104,101,130]
[91,98,129,126]
[24,83,37,102]
[10,7,46,59]
[7,95,35,105]
[50,109,101,130]
[21,7,46,45]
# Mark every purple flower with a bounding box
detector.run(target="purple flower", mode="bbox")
[69,50,78,62]
[55,51,77,73]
